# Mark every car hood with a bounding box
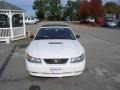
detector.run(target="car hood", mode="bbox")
[26,40,84,58]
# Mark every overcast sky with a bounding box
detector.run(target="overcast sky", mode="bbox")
[6,0,120,16]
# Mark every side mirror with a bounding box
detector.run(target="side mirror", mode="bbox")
[76,35,80,38]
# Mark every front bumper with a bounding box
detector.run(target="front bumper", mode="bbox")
[25,59,86,77]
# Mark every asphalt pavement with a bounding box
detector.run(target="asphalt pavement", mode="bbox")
[0,21,120,90]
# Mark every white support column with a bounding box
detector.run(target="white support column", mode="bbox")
[22,12,26,37]
[9,11,13,40]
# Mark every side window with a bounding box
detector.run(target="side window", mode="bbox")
[31,17,35,20]
[28,18,30,20]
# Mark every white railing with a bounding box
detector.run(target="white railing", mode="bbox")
[0,27,26,43]
[13,27,24,37]
[0,28,11,37]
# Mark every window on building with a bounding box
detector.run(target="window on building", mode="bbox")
[0,14,10,28]
[12,14,23,27]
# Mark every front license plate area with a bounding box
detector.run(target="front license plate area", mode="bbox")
[50,67,63,74]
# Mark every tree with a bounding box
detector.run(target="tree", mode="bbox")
[77,1,90,20]
[104,2,119,14]
[118,5,120,15]
[89,0,105,18]
[63,0,78,21]
[33,0,62,20]
[33,0,45,19]
[78,0,105,20]
[49,0,62,20]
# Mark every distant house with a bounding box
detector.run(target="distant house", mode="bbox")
[0,0,26,43]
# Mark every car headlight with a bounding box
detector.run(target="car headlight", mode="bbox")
[70,53,85,63]
[26,54,41,63]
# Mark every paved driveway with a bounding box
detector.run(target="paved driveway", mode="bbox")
[0,21,120,90]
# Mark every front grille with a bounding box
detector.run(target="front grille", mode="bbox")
[44,59,68,64]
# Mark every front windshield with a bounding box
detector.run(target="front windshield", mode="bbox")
[35,28,76,40]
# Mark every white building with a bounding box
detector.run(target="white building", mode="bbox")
[0,0,26,43]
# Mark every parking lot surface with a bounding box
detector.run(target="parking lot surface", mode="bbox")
[0,21,120,90]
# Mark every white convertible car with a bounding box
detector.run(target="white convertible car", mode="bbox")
[25,25,86,77]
